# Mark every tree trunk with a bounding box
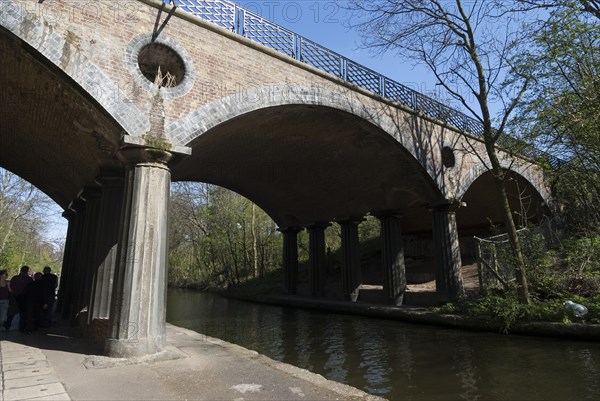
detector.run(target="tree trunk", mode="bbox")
[251,204,259,278]
[487,145,531,304]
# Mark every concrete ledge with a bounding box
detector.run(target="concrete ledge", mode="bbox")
[221,292,600,342]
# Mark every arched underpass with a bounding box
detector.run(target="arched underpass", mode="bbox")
[0,0,552,357]
[171,104,440,230]
[0,26,123,209]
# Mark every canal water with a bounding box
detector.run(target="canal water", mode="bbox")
[166,289,600,401]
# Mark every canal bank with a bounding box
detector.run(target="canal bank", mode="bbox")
[219,291,600,341]
[0,322,383,401]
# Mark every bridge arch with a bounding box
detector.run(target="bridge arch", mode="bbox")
[0,24,132,207]
[0,1,149,137]
[456,168,549,234]
[456,157,551,204]
[169,86,443,230]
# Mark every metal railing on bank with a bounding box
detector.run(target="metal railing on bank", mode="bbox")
[165,0,560,168]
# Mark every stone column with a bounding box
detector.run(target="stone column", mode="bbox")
[379,214,407,306]
[61,199,86,321]
[307,223,329,298]
[430,200,464,302]
[278,227,302,295]
[76,187,102,321]
[56,209,75,314]
[105,147,172,357]
[88,176,125,321]
[339,219,363,302]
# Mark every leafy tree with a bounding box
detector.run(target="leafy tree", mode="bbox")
[511,5,600,235]
[346,0,534,303]
[0,168,60,273]
[168,182,282,288]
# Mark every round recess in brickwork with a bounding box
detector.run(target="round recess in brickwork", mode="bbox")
[125,34,195,99]
[138,43,185,87]
[441,146,456,168]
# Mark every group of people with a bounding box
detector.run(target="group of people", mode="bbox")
[0,265,58,333]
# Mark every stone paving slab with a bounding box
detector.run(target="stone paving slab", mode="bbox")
[3,367,55,380]
[3,383,68,401]
[2,353,46,365]
[1,349,40,357]
[4,374,62,389]
[3,359,50,372]
[25,393,71,401]
[1,340,71,401]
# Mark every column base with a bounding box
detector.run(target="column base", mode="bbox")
[387,294,404,306]
[104,335,165,358]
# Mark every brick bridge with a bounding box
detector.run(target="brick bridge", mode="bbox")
[0,0,549,357]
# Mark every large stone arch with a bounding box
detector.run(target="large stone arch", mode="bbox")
[0,3,153,207]
[0,0,148,137]
[168,86,443,229]
[455,155,550,204]
[168,85,414,146]
[456,168,549,233]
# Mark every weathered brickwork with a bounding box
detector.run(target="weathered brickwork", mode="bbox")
[0,0,549,204]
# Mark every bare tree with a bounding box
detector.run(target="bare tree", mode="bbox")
[347,0,534,303]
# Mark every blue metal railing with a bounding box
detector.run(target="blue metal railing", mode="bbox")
[166,0,560,168]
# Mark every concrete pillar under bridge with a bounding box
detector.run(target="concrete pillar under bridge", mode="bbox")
[378,214,407,306]
[339,218,363,302]
[88,176,125,322]
[56,208,76,316]
[59,198,86,321]
[430,200,465,302]
[307,223,330,298]
[278,227,302,295]
[104,146,175,358]
[75,187,103,321]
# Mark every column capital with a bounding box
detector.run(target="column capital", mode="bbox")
[62,209,76,221]
[96,164,125,181]
[68,197,86,213]
[119,136,191,166]
[79,185,102,201]
[117,146,173,167]
[306,222,331,230]
[336,216,365,225]
[428,199,466,212]
[277,226,304,234]
[95,175,125,188]
[372,210,403,220]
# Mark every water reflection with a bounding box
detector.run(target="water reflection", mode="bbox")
[167,289,600,401]
[451,338,480,401]
[322,318,348,383]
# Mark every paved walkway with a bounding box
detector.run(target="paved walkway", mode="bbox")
[0,340,70,400]
[1,321,383,401]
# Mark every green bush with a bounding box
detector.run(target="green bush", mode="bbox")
[458,290,600,330]
[564,236,600,274]
[459,290,525,332]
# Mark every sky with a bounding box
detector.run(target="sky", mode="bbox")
[234,0,444,100]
